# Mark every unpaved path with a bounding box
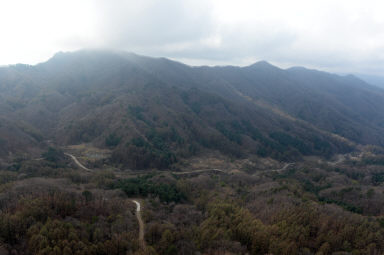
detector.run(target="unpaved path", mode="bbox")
[64,153,92,172]
[132,200,146,249]
[172,168,226,175]
[271,163,294,173]
[65,153,146,248]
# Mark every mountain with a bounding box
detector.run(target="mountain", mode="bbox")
[1,50,384,169]
[355,73,384,89]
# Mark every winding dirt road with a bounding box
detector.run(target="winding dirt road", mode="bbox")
[271,163,294,173]
[172,168,226,175]
[64,153,92,172]
[132,200,146,249]
[65,153,146,248]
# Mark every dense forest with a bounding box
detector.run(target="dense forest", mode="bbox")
[0,146,384,254]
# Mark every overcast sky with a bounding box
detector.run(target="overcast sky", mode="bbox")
[1,0,384,75]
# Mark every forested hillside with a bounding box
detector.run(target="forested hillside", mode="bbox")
[2,50,384,169]
[1,50,384,254]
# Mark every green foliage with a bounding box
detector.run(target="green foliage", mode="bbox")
[42,147,63,163]
[372,172,384,185]
[311,135,332,155]
[269,131,310,155]
[366,188,375,198]
[82,190,93,203]
[318,197,363,214]
[131,137,148,147]
[378,217,384,228]
[112,128,181,169]
[216,121,242,145]
[113,175,186,203]
[105,133,121,147]
[302,180,331,196]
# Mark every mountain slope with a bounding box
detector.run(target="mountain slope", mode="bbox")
[355,73,384,89]
[1,50,384,169]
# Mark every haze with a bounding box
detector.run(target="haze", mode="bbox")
[1,0,384,75]
[3,2,384,254]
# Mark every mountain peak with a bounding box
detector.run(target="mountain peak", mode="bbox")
[247,60,280,70]
[286,66,308,71]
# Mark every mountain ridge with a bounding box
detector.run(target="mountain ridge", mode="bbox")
[1,49,384,169]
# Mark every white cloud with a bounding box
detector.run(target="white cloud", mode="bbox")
[1,0,384,74]
[0,0,96,64]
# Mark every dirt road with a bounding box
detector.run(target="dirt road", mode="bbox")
[172,168,226,175]
[65,153,146,249]
[64,153,92,172]
[132,200,146,249]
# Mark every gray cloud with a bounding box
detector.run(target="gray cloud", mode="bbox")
[2,0,384,75]
[74,0,384,75]
[91,0,215,49]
